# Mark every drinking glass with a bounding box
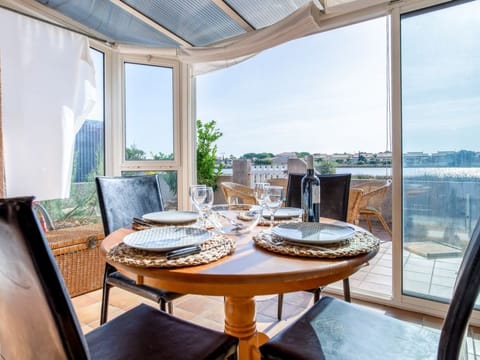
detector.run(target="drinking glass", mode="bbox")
[264,185,284,228]
[192,186,214,228]
[254,182,269,211]
[189,184,207,211]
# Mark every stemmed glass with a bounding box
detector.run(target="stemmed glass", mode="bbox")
[189,184,206,211]
[190,185,214,228]
[264,185,284,228]
[254,182,269,214]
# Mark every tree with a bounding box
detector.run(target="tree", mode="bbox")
[126,144,146,160]
[197,120,224,190]
[317,160,336,175]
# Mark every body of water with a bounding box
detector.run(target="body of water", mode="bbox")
[222,167,480,178]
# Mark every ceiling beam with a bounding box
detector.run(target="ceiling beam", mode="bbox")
[109,0,192,47]
[211,0,255,31]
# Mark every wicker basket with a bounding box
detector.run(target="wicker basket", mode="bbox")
[46,223,105,297]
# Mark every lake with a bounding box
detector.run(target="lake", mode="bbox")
[222,167,480,178]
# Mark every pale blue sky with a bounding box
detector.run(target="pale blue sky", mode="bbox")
[197,17,388,157]
[197,1,480,157]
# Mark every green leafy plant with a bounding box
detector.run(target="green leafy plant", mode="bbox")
[196,120,224,190]
[316,159,337,175]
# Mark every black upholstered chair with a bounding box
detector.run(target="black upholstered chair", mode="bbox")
[260,217,480,360]
[0,196,238,360]
[96,175,184,324]
[278,173,351,320]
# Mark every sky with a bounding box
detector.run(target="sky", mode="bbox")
[196,1,480,158]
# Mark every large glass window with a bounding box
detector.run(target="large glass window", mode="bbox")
[197,17,392,297]
[401,0,480,302]
[40,48,105,228]
[121,60,179,209]
[124,62,174,161]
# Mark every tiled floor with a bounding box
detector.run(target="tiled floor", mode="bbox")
[71,219,480,358]
[72,287,480,359]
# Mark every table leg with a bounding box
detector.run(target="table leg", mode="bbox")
[224,296,268,360]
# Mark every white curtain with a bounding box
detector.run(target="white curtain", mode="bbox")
[177,0,390,76]
[177,2,323,76]
[0,8,96,200]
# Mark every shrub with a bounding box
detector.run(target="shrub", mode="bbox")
[197,120,224,190]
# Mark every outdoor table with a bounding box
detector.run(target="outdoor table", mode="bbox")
[101,218,378,360]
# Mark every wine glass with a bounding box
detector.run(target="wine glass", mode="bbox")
[264,185,284,228]
[192,186,214,228]
[254,182,269,213]
[189,184,207,211]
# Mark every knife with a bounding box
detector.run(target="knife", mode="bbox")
[166,245,202,260]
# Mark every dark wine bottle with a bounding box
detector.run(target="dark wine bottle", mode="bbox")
[301,155,320,222]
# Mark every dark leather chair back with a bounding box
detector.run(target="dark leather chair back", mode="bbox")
[0,197,89,359]
[438,217,480,359]
[286,173,351,221]
[95,175,164,235]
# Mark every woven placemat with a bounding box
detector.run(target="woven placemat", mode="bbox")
[132,220,199,231]
[107,234,236,268]
[237,212,301,227]
[253,231,379,258]
[257,217,302,226]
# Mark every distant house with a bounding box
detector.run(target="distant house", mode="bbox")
[272,152,297,165]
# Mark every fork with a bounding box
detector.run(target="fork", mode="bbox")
[217,212,245,229]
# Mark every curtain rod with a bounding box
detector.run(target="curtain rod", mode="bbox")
[0,4,114,46]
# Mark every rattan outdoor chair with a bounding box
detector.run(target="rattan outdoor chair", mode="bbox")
[347,187,364,224]
[0,196,238,360]
[220,181,257,205]
[267,178,288,192]
[355,180,392,236]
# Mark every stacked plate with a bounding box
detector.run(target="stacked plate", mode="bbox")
[142,211,198,225]
[262,207,302,220]
[272,223,355,246]
[125,211,205,254]
[123,227,210,252]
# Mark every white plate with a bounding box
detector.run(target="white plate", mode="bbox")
[262,207,302,220]
[142,211,198,225]
[123,227,210,251]
[272,223,355,245]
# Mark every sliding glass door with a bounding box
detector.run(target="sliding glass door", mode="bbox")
[401,0,480,303]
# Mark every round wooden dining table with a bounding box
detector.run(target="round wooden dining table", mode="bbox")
[101,219,378,360]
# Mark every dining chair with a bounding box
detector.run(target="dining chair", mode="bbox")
[260,216,480,360]
[96,175,184,324]
[0,196,238,360]
[220,181,257,205]
[355,179,392,236]
[347,187,364,224]
[278,173,351,320]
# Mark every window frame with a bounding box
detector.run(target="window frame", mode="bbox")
[119,55,181,172]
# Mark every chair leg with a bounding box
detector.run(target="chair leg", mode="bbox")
[365,214,373,233]
[159,299,167,312]
[100,283,112,325]
[167,301,173,314]
[313,288,322,303]
[343,278,351,302]
[376,213,392,237]
[277,294,284,321]
[100,264,116,325]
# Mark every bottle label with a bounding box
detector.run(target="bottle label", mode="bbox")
[312,185,320,204]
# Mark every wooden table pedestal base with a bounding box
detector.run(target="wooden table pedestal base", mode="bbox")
[224,296,269,360]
